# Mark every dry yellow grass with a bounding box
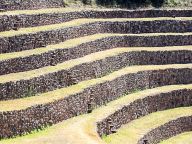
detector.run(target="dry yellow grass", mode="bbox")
[160,132,192,144]
[1,44,192,83]
[1,33,192,61]
[103,107,192,144]
[0,7,191,16]
[0,33,116,60]
[0,63,192,112]
[0,85,192,144]
[0,7,121,16]
[0,47,129,83]
[0,8,88,16]
[1,17,192,37]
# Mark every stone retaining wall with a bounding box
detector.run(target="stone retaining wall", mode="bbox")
[1,32,192,75]
[1,51,192,100]
[0,68,192,139]
[96,89,192,137]
[138,116,192,144]
[0,0,64,11]
[1,20,192,53]
[1,10,192,31]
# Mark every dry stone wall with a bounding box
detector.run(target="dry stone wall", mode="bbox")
[1,50,192,100]
[138,116,192,144]
[1,33,192,75]
[0,68,192,138]
[0,0,65,11]
[96,89,192,138]
[1,20,192,53]
[1,10,192,31]
[1,8,192,142]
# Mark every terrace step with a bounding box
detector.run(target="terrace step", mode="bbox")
[0,64,192,138]
[1,18,192,53]
[160,132,192,144]
[103,107,192,144]
[0,84,192,143]
[1,9,192,31]
[1,47,192,100]
[1,33,192,75]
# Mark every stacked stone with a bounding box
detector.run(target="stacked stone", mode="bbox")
[0,7,192,143]
[1,67,192,138]
[138,116,192,144]
[97,89,192,137]
[1,50,192,100]
[1,9,192,31]
[1,20,192,53]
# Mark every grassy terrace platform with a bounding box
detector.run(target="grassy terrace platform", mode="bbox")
[1,33,192,75]
[103,107,192,144]
[0,46,191,84]
[0,84,192,144]
[0,34,110,61]
[1,33,192,61]
[160,132,192,144]
[0,8,192,16]
[4,33,192,61]
[0,8,94,15]
[1,18,192,53]
[1,17,192,37]
[1,46,192,83]
[1,63,192,111]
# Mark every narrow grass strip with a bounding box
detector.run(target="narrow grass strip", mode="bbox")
[0,33,114,61]
[0,64,192,112]
[0,8,122,16]
[160,132,192,144]
[0,85,192,144]
[1,17,192,37]
[103,107,192,144]
[1,33,192,61]
[0,8,191,16]
[1,46,192,84]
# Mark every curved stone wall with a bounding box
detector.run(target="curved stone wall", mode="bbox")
[1,10,192,31]
[138,116,192,144]
[1,50,192,100]
[0,68,192,139]
[1,34,192,75]
[1,20,192,53]
[96,89,192,137]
